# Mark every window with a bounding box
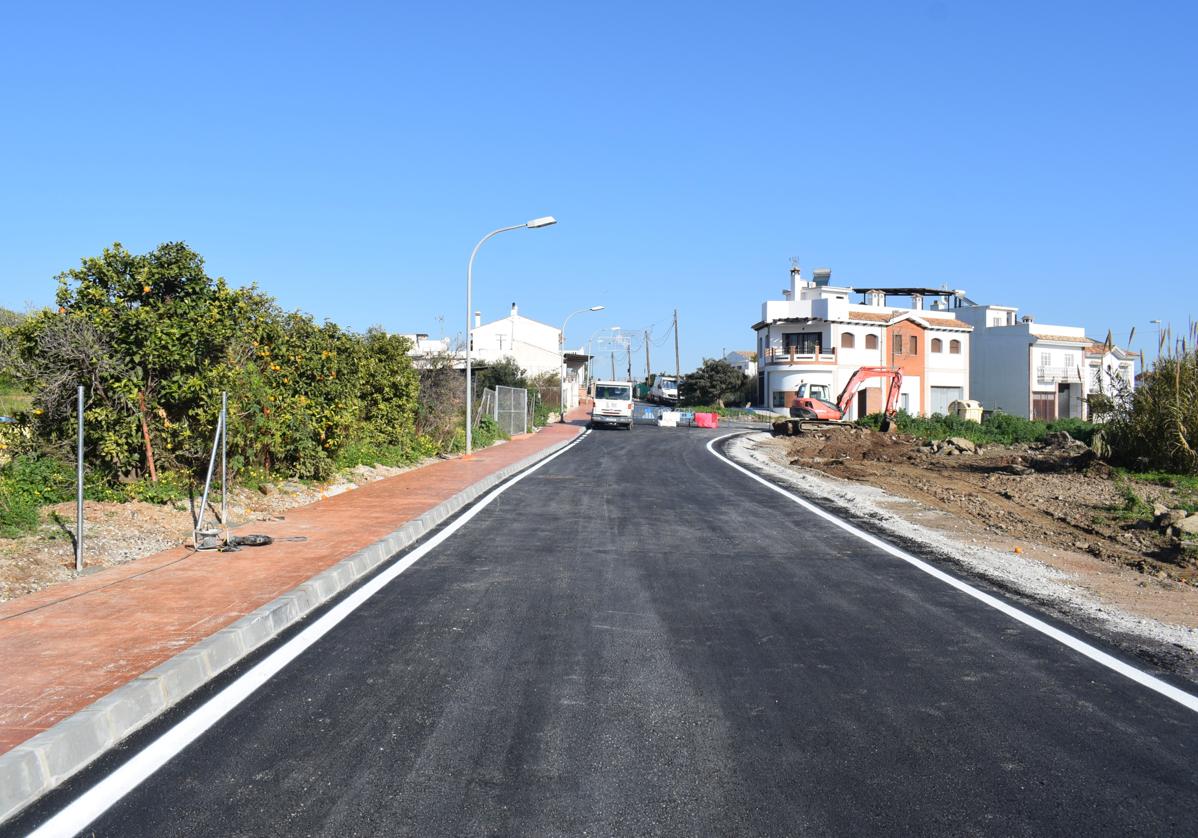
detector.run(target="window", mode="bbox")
[931,338,943,353]
[909,335,918,355]
[894,336,903,355]
[840,332,855,349]
[1040,352,1052,368]
[772,391,788,408]
[949,339,961,355]
[783,332,822,354]
[865,334,878,350]
[595,384,632,400]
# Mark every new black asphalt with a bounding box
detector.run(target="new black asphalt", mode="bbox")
[26,428,1198,835]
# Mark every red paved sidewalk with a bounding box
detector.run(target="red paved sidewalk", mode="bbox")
[0,416,585,755]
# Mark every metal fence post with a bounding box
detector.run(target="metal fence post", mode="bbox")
[220,391,228,541]
[194,405,224,548]
[75,384,83,573]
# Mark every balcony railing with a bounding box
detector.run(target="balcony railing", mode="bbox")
[765,347,837,365]
[1037,366,1082,384]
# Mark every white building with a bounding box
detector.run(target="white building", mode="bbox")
[753,266,973,417]
[954,304,1136,420]
[470,304,589,409]
[397,333,459,368]
[722,350,758,377]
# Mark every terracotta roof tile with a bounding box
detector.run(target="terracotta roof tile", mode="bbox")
[922,316,972,330]
[846,311,971,330]
[1033,333,1090,344]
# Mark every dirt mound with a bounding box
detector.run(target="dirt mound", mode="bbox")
[785,428,1197,584]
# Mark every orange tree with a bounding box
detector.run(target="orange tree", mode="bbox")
[7,242,424,484]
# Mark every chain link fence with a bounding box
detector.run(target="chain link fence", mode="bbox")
[496,385,528,436]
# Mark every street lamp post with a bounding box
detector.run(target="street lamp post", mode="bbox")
[466,216,556,455]
[560,305,605,421]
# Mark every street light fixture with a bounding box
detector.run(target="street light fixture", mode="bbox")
[560,305,605,421]
[465,216,557,455]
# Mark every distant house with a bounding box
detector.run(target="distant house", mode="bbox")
[397,333,459,369]
[953,305,1135,420]
[722,350,757,377]
[470,303,589,409]
[752,266,972,417]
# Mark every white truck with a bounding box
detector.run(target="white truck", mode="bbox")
[590,380,635,430]
[648,374,679,405]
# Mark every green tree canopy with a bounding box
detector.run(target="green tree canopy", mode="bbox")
[679,358,748,406]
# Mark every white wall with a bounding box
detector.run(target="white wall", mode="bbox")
[969,328,1033,416]
[471,313,562,377]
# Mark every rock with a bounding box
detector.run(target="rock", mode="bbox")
[1156,509,1188,530]
[1073,541,1090,551]
[1177,515,1198,535]
[947,437,978,454]
[1001,463,1034,476]
[258,482,276,496]
[1044,430,1075,447]
[280,481,306,494]
[1152,501,1169,517]
[1090,430,1110,459]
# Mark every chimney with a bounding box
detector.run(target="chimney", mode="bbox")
[812,267,832,286]
[911,293,924,310]
[511,302,518,317]
[474,311,481,328]
[1022,315,1034,323]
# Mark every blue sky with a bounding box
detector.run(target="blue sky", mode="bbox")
[1,1,1193,368]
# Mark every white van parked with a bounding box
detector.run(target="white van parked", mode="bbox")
[648,374,679,405]
[590,380,635,430]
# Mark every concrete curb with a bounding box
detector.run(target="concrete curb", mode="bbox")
[0,429,582,825]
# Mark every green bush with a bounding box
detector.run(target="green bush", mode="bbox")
[5,242,424,487]
[0,455,75,537]
[335,434,439,470]
[123,469,190,504]
[452,415,506,452]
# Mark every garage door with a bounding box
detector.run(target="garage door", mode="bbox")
[930,386,963,416]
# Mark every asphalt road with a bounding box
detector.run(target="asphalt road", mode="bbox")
[20,427,1198,836]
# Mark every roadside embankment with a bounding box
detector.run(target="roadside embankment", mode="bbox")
[728,432,1198,673]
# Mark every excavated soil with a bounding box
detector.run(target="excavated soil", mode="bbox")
[777,427,1198,584]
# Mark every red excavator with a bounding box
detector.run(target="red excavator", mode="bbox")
[773,366,903,435]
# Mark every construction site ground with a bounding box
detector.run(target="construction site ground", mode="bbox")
[737,428,1198,672]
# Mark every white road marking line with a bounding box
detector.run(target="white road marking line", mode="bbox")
[28,430,591,838]
[706,432,1198,715]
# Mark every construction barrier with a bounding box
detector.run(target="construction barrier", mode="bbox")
[693,412,719,429]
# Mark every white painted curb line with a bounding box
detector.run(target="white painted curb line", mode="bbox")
[0,429,585,827]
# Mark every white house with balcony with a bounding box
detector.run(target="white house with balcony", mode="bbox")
[954,304,1135,420]
[752,266,973,417]
[470,303,589,409]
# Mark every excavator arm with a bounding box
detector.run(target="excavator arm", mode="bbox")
[835,366,904,418]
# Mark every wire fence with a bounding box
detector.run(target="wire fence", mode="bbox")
[496,385,528,436]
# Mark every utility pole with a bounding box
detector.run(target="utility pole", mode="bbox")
[610,351,616,379]
[673,309,681,383]
[645,329,651,381]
